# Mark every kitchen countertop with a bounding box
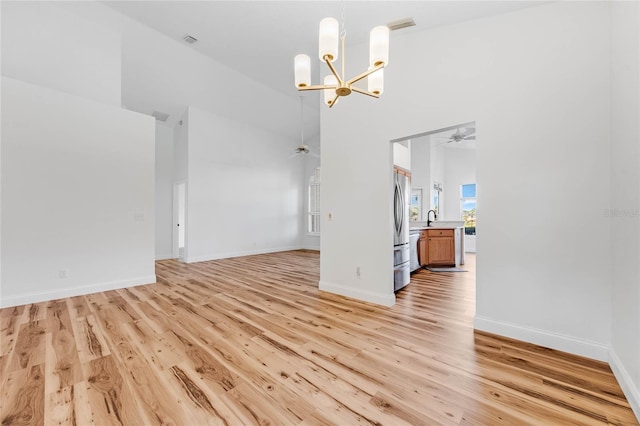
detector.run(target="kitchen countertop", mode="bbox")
[410,220,465,231]
[410,225,463,231]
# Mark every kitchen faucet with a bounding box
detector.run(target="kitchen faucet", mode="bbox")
[427,209,437,227]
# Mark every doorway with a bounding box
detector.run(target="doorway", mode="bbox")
[391,121,477,279]
[173,181,186,260]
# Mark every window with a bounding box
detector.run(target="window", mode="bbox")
[461,183,476,235]
[433,182,442,216]
[410,188,422,222]
[308,167,321,234]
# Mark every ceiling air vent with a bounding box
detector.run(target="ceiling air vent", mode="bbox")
[182,34,198,44]
[152,111,170,122]
[387,18,416,31]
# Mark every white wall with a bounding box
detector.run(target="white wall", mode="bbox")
[410,136,430,222]
[300,138,321,251]
[172,111,189,259]
[155,123,175,260]
[184,107,304,262]
[444,148,477,253]
[1,77,155,307]
[321,2,613,357]
[87,0,314,259]
[1,2,121,106]
[174,111,189,183]
[115,3,311,140]
[610,0,640,418]
[430,139,446,216]
[392,141,411,170]
[443,148,477,219]
[320,100,397,306]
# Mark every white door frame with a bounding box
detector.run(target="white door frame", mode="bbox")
[173,180,186,260]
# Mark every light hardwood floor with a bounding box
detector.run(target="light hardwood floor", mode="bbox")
[1,250,637,425]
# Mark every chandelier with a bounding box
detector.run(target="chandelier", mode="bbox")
[294,10,389,108]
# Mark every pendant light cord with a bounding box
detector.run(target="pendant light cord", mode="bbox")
[340,0,346,40]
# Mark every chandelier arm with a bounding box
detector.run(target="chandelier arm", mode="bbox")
[346,63,384,86]
[324,56,344,85]
[298,85,336,92]
[351,86,380,98]
[328,94,340,108]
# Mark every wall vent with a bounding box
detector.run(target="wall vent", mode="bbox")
[387,18,416,31]
[183,34,198,44]
[152,111,170,122]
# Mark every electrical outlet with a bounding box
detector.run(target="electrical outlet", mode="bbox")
[134,213,145,222]
[58,269,69,278]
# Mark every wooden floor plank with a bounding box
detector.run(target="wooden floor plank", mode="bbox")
[7,321,47,374]
[1,364,45,426]
[0,251,637,425]
[82,354,145,425]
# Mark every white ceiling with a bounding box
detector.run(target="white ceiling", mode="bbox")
[105,1,545,128]
[106,1,543,100]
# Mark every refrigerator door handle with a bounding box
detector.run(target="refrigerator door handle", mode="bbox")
[393,182,402,236]
[394,179,403,237]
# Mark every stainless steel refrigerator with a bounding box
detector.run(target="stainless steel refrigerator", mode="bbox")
[393,170,410,291]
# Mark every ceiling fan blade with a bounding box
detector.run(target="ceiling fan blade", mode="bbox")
[308,151,320,158]
[465,136,476,140]
[461,127,476,137]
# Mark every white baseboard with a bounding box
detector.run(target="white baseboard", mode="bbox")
[155,253,175,260]
[185,246,302,263]
[319,280,396,307]
[474,315,610,361]
[0,275,157,308]
[609,348,640,422]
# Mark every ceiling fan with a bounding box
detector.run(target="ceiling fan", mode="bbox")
[289,96,319,158]
[291,144,319,157]
[445,127,476,143]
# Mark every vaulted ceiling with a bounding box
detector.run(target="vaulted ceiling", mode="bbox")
[102,1,545,141]
[107,1,544,98]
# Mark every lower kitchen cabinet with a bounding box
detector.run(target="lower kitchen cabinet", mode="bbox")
[418,228,456,267]
[418,234,428,267]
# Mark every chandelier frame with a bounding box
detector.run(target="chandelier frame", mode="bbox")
[297,35,386,108]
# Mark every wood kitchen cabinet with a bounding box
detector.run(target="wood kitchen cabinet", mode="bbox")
[418,232,429,267]
[418,228,455,267]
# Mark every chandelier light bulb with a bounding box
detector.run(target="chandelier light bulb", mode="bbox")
[369,26,390,67]
[324,75,338,106]
[368,67,384,96]
[318,17,339,62]
[294,14,389,107]
[294,54,311,88]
